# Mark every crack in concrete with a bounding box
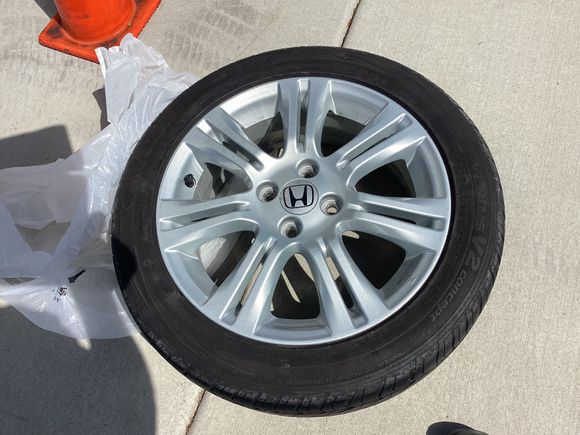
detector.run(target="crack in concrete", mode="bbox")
[341,0,361,47]
[184,389,206,435]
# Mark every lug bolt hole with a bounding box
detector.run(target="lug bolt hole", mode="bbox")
[280,220,301,238]
[297,161,319,178]
[258,184,278,202]
[322,197,341,215]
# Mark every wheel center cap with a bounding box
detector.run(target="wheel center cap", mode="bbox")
[280,180,318,215]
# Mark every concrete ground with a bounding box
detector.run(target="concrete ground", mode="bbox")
[0,0,578,434]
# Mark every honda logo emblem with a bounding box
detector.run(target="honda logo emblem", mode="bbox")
[280,181,318,215]
[283,184,314,208]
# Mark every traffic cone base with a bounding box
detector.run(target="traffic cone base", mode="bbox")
[38,0,161,63]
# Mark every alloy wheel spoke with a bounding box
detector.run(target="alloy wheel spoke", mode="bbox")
[354,193,449,223]
[304,78,335,156]
[335,104,407,168]
[158,211,257,253]
[233,241,294,335]
[202,235,271,321]
[341,211,445,257]
[276,80,302,155]
[345,121,426,187]
[182,128,257,181]
[158,192,252,224]
[205,108,275,169]
[305,242,356,335]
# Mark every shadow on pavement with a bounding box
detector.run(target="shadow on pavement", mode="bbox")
[33,0,57,18]
[0,126,72,170]
[0,306,155,435]
[92,89,109,131]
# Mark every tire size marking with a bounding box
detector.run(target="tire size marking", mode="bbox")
[472,167,489,236]
[430,167,489,322]
[430,269,467,322]
[377,351,407,368]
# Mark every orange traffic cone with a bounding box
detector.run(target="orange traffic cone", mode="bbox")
[38,0,161,63]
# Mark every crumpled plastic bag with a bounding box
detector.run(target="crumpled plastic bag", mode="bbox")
[0,34,197,339]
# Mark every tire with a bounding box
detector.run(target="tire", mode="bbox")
[112,47,504,416]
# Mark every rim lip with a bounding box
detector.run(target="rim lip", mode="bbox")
[155,77,452,346]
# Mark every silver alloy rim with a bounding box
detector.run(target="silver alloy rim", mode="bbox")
[156,77,451,345]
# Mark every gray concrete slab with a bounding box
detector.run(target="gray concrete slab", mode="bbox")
[0,0,358,434]
[140,0,359,76]
[190,1,580,434]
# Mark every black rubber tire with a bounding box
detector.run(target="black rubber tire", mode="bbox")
[112,47,504,416]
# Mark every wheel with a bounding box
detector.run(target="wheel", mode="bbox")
[112,47,504,416]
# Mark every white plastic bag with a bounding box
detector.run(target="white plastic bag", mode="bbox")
[0,35,197,339]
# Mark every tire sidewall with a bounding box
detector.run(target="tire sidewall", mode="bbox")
[112,47,503,397]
